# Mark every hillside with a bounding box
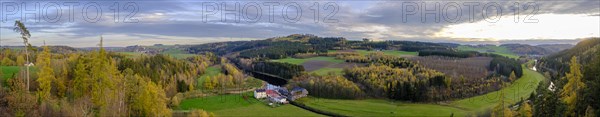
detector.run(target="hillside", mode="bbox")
[538,38,600,76]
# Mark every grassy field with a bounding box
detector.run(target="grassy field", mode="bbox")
[457,45,520,59]
[272,57,344,65]
[160,48,197,59]
[1,66,20,79]
[196,66,222,89]
[297,97,468,116]
[177,92,324,117]
[298,65,545,116]
[311,68,343,76]
[117,52,144,58]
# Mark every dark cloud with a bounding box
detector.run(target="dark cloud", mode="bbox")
[1,0,598,47]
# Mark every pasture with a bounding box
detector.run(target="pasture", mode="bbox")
[272,57,362,75]
[177,92,324,116]
[457,45,519,59]
[160,48,197,59]
[196,66,222,89]
[296,97,468,117]
[1,66,20,79]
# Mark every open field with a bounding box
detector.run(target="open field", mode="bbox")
[457,45,520,59]
[297,65,544,116]
[117,52,144,58]
[160,48,197,59]
[296,97,468,116]
[409,56,493,79]
[196,66,222,89]
[177,92,324,116]
[1,66,20,79]
[272,57,364,75]
[310,68,343,76]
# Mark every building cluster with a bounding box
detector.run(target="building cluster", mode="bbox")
[254,84,308,104]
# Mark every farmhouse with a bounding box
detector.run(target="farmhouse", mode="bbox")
[259,84,308,104]
[289,87,308,101]
[254,89,267,99]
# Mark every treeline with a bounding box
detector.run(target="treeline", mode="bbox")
[117,54,205,93]
[417,50,480,58]
[289,74,364,99]
[489,55,523,78]
[338,53,414,68]
[238,41,312,59]
[252,61,304,79]
[355,41,451,52]
[0,44,172,116]
[344,65,450,101]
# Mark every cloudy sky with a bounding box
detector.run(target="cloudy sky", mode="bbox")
[0,0,598,47]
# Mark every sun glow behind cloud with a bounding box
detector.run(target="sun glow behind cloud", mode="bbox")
[435,14,600,41]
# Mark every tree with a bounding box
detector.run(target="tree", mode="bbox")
[584,106,596,117]
[188,109,213,117]
[519,102,533,117]
[204,76,214,90]
[509,71,517,82]
[492,90,513,117]
[36,45,55,101]
[0,66,3,79]
[1,57,15,66]
[72,58,90,98]
[16,55,25,66]
[128,75,171,116]
[561,56,585,115]
[13,20,32,91]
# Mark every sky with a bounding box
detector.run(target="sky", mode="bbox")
[0,0,598,47]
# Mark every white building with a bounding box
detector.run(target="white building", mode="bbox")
[254,89,267,99]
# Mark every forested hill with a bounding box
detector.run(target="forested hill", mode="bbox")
[538,38,600,77]
[501,44,553,55]
[186,34,452,58]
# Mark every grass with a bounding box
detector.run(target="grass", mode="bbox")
[297,97,467,117]
[117,52,144,58]
[272,57,344,65]
[298,64,545,116]
[177,92,324,117]
[1,66,20,80]
[311,68,343,76]
[457,45,520,59]
[196,66,222,89]
[160,48,197,59]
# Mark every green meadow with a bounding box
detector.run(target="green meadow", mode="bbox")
[177,92,324,117]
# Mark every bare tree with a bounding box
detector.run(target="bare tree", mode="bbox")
[13,20,32,91]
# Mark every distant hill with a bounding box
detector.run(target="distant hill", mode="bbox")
[538,38,600,76]
[536,44,574,53]
[500,44,553,55]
